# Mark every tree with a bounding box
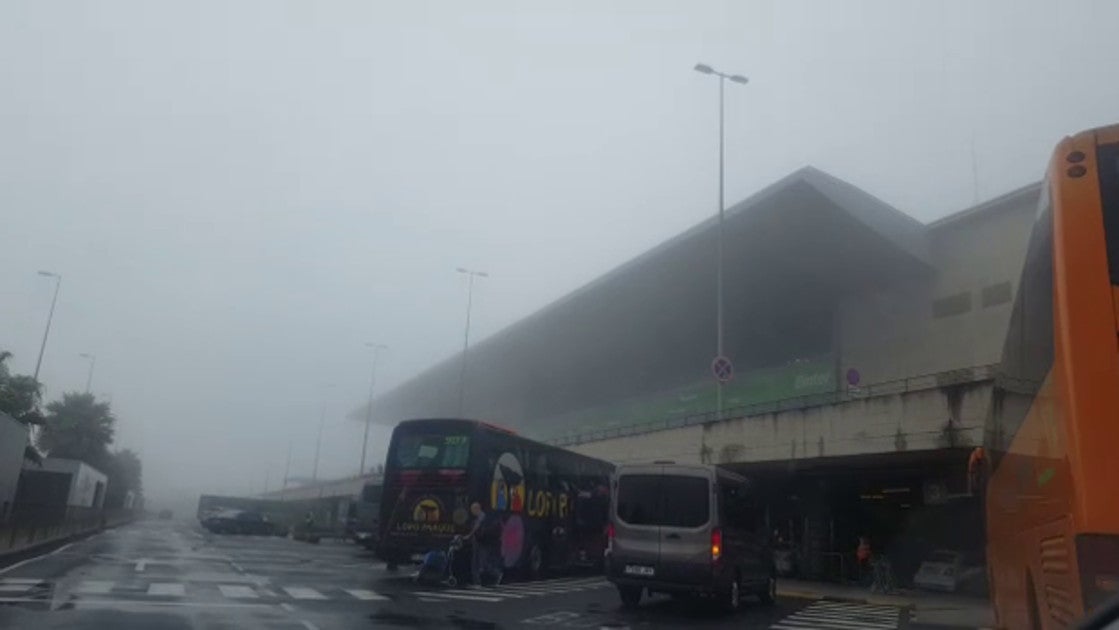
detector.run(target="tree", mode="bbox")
[0,350,45,463]
[0,351,44,426]
[102,449,142,509]
[37,392,115,465]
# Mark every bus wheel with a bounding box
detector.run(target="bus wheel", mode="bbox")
[528,545,544,579]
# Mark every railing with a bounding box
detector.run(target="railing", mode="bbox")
[547,363,998,447]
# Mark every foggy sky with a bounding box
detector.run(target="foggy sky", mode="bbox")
[2,0,1117,507]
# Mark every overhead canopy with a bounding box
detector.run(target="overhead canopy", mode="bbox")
[364,166,931,433]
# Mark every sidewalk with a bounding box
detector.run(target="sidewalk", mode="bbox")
[777,578,995,628]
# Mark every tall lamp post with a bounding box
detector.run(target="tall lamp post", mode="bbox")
[359,342,387,477]
[78,353,96,394]
[455,267,488,417]
[33,271,62,386]
[693,63,748,418]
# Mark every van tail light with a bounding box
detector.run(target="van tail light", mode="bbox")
[711,527,722,563]
[606,522,615,552]
[1077,534,1119,612]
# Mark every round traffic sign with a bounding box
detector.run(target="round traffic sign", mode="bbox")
[711,355,734,383]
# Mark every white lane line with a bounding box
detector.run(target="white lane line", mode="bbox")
[413,590,505,602]
[282,587,327,600]
[147,583,186,597]
[50,542,74,556]
[73,580,114,595]
[447,588,526,598]
[344,589,388,601]
[778,616,895,629]
[300,621,319,630]
[135,558,150,572]
[218,585,259,599]
[0,578,42,585]
[279,602,297,612]
[73,599,272,610]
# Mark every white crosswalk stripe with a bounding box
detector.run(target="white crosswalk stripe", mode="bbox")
[282,586,328,600]
[411,577,611,604]
[218,584,259,599]
[147,583,186,597]
[0,578,42,593]
[73,580,114,595]
[770,600,903,630]
[344,589,388,601]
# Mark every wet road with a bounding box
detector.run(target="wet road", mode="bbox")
[0,520,932,629]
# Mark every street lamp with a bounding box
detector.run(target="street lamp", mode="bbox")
[312,383,336,483]
[359,342,388,477]
[78,353,96,394]
[33,271,62,385]
[693,62,748,418]
[455,267,488,417]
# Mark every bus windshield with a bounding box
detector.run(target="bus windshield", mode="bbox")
[392,433,470,469]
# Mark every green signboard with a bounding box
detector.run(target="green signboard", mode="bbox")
[542,356,836,440]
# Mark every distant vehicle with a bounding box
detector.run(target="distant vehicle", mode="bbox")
[913,550,964,592]
[606,462,775,612]
[157,509,173,520]
[202,509,274,535]
[347,482,382,550]
[377,418,613,579]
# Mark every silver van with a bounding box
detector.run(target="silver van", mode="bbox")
[605,462,775,611]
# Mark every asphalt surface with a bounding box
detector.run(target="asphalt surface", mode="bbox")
[0,520,959,629]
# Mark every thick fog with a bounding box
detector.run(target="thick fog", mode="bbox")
[1,0,1117,507]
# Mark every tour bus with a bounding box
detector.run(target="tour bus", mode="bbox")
[376,418,614,579]
[981,124,1119,629]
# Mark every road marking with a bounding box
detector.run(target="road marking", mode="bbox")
[282,587,327,600]
[135,558,152,572]
[300,621,319,630]
[279,602,297,612]
[344,589,388,601]
[218,585,259,599]
[770,600,901,630]
[50,542,74,556]
[0,578,43,584]
[414,590,506,602]
[147,583,186,597]
[73,580,114,595]
[0,555,49,575]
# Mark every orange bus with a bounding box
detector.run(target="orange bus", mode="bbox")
[983,124,1119,629]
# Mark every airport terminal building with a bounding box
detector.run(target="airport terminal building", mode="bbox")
[365,166,1040,584]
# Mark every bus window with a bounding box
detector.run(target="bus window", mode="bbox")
[393,434,470,469]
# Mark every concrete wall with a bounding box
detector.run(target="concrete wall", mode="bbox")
[839,187,1037,385]
[570,380,992,466]
[0,413,28,520]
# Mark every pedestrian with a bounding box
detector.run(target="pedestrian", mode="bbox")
[856,535,872,583]
[466,502,503,587]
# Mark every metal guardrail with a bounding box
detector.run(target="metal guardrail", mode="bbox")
[547,363,998,447]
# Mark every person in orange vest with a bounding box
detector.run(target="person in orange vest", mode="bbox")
[856,536,872,582]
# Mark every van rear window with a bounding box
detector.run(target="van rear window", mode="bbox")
[617,475,660,525]
[661,476,709,528]
[616,474,710,528]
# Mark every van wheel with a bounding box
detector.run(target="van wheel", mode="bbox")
[618,586,642,609]
[758,573,776,605]
[722,574,742,613]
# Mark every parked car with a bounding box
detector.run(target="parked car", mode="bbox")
[913,550,978,592]
[202,509,274,535]
[605,462,775,611]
